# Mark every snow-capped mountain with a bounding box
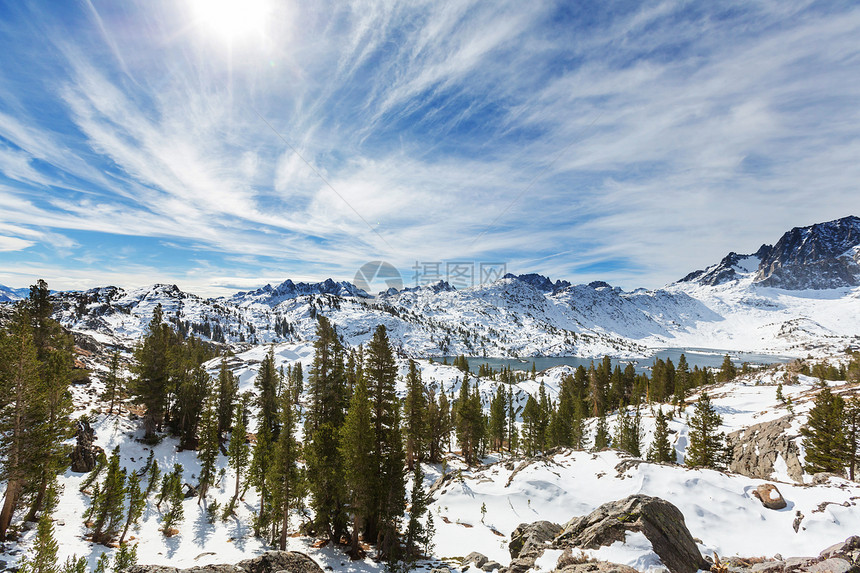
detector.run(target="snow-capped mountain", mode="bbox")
[229,278,371,307]
[12,216,860,359]
[680,215,860,290]
[0,283,27,302]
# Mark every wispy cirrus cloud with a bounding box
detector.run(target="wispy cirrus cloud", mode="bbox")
[0,0,857,296]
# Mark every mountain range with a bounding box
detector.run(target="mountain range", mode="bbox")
[2,215,859,357]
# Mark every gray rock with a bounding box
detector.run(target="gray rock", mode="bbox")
[751,561,785,573]
[509,520,561,559]
[481,561,501,571]
[506,557,537,573]
[555,495,707,573]
[127,552,322,573]
[783,557,817,572]
[820,537,860,561]
[728,416,803,483]
[802,558,854,573]
[430,568,451,573]
[464,552,489,568]
[753,484,787,510]
[557,563,640,573]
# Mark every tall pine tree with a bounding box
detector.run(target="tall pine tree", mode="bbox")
[801,387,849,475]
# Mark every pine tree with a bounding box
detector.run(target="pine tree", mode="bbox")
[268,385,301,549]
[647,408,675,463]
[161,464,184,535]
[225,401,248,517]
[488,384,507,452]
[685,393,727,469]
[455,374,484,464]
[614,406,642,457]
[251,349,279,537]
[216,354,239,443]
[404,360,427,469]
[91,447,126,544]
[19,484,60,573]
[0,307,41,542]
[144,457,161,498]
[102,349,124,415]
[845,397,860,481]
[341,373,374,558]
[593,414,610,450]
[119,471,145,544]
[196,390,220,503]
[305,317,349,545]
[522,395,541,456]
[801,387,849,475]
[405,464,432,563]
[364,325,406,559]
[173,362,210,450]
[718,354,737,382]
[131,304,174,439]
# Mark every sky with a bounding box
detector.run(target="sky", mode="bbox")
[0,0,858,297]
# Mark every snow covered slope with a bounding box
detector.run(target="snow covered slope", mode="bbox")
[11,216,860,359]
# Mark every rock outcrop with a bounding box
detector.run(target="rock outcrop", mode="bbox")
[555,495,707,573]
[503,496,706,573]
[126,551,323,573]
[711,536,860,573]
[70,418,103,473]
[728,415,804,483]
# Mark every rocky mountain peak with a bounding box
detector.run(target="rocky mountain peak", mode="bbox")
[754,215,860,289]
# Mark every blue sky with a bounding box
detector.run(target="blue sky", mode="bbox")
[0,0,858,296]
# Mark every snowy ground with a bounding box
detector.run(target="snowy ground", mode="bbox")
[3,355,859,571]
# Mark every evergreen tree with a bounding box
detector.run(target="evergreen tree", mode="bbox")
[341,373,374,558]
[404,360,427,469]
[593,414,610,450]
[455,374,484,464]
[405,464,432,563]
[144,457,161,498]
[488,384,507,452]
[521,395,541,456]
[172,362,209,450]
[647,408,675,463]
[844,397,859,481]
[91,447,126,544]
[304,317,349,545]
[250,349,279,537]
[801,387,849,475]
[131,304,174,439]
[718,354,737,382]
[161,464,184,535]
[102,349,124,415]
[225,401,248,516]
[19,484,60,573]
[196,390,220,503]
[269,384,301,549]
[216,354,239,443]
[613,406,642,457]
[119,471,145,544]
[685,393,727,469]
[0,307,41,541]
[364,325,406,559]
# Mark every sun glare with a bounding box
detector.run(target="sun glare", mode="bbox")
[191,0,269,41]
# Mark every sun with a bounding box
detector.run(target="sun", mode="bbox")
[191,0,269,41]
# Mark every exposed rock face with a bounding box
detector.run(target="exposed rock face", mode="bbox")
[126,551,323,573]
[554,495,707,573]
[754,215,860,290]
[70,418,103,473]
[728,415,804,483]
[753,484,787,510]
[708,536,860,573]
[508,520,561,559]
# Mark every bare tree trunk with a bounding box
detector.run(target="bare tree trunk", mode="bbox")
[0,480,21,542]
